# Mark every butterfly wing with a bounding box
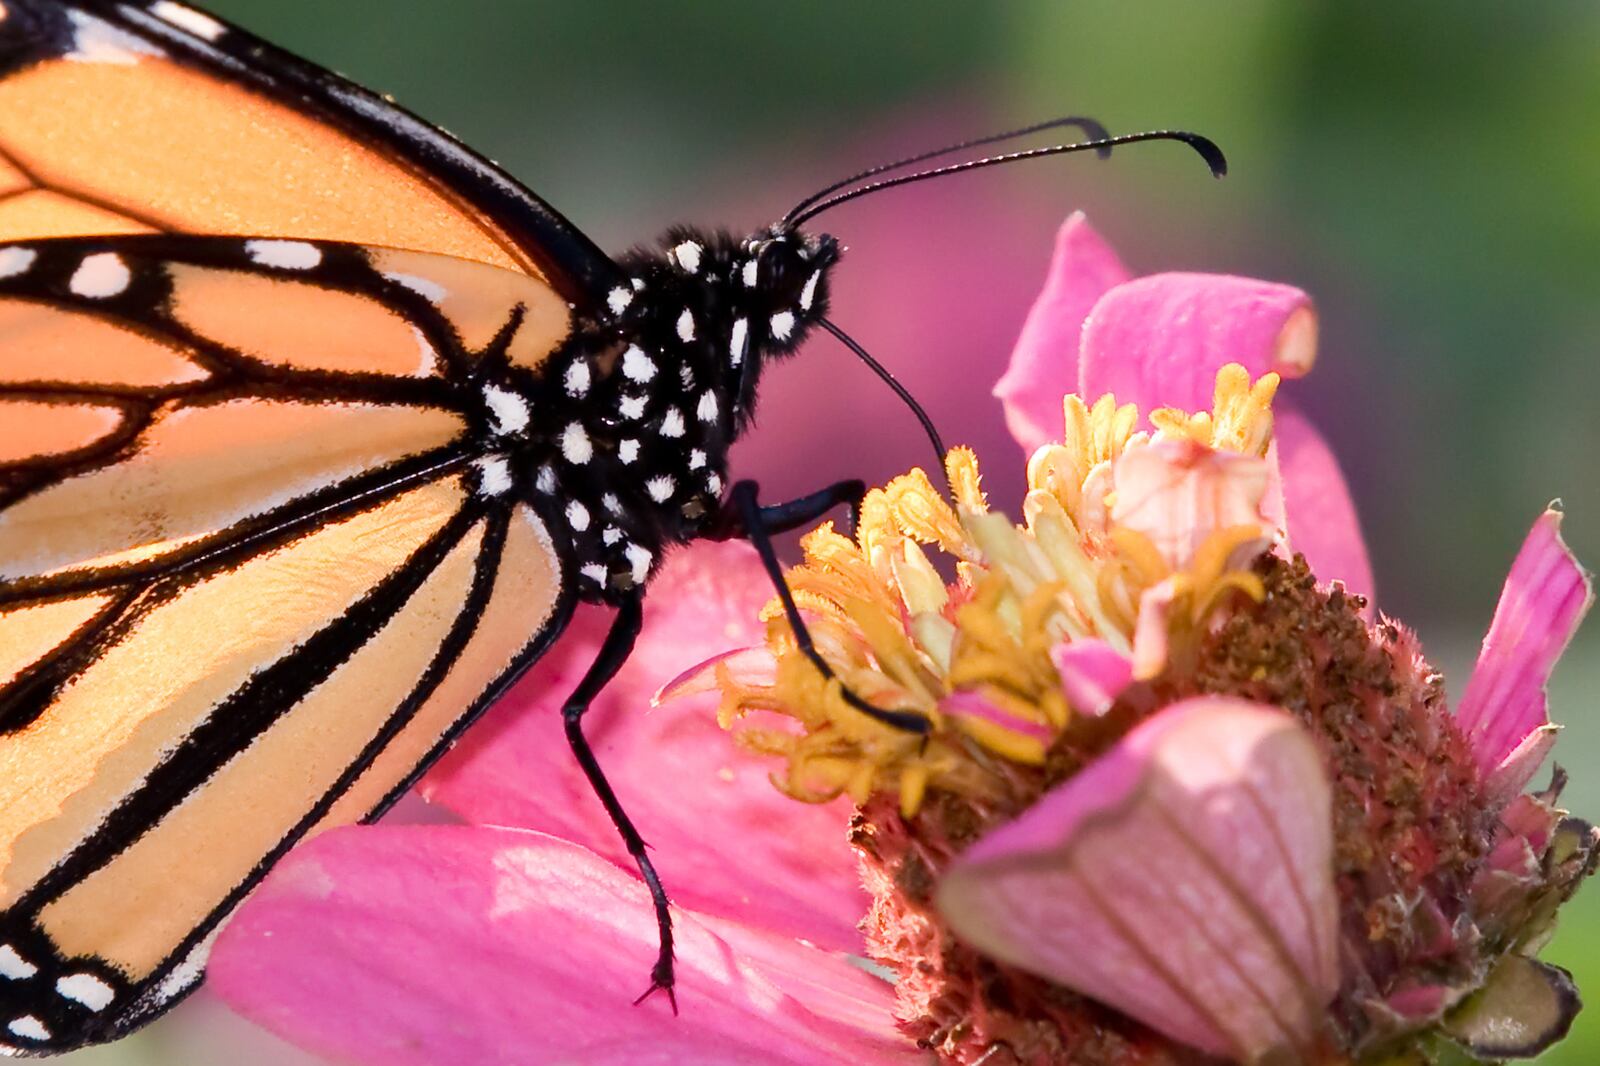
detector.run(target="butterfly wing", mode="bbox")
[0,0,621,301]
[0,236,577,1053]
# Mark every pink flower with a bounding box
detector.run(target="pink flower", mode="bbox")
[209,217,1593,1066]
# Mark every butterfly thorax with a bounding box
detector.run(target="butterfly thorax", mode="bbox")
[516,224,838,604]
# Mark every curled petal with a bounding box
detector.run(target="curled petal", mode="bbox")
[1457,508,1593,797]
[1049,638,1133,716]
[655,646,778,704]
[995,213,1131,453]
[1274,403,1375,603]
[1078,271,1317,419]
[211,827,916,1066]
[938,698,1339,1063]
[1111,437,1271,573]
[1130,579,1177,681]
[422,540,869,950]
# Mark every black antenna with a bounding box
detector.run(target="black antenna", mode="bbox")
[818,317,947,478]
[789,129,1227,228]
[782,115,1113,227]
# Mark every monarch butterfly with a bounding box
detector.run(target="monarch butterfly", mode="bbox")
[0,0,1225,1054]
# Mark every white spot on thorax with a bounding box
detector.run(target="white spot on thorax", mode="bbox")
[800,269,822,310]
[70,253,130,298]
[536,464,557,494]
[646,475,675,502]
[624,543,653,584]
[151,1,227,40]
[383,271,448,302]
[564,360,591,397]
[245,239,321,270]
[697,392,719,423]
[0,247,36,279]
[631,277,646,291]
[741,259,759,287]
[679,363,695,389]
[55,974,115,1012]
[483,384,531,436]
[581,563,607,585]
[0,946,36,980]
[729,317,748,366]
[618,439,640,464]
[658,408,685,438]
[474,456,513,497]
[607,286,633,315]
[770,311,796,342]
[602,493,623,514]
[66,11,163,64]
[6,1016,48,1042]
[621,345,656,383]
[561,423,593,464]
[688,449,707,470]
[676,308,696,342]
[671,241,703,273]
[602,526,622,545]
[566,500,590,532]
[618,395,647,421]
[707,472,724,495]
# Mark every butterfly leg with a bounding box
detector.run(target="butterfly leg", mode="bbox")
[711,480,929,734]
[560,594,678,1011]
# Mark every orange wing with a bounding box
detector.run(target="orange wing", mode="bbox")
[0,236,576,1053]
[0,0,622,301]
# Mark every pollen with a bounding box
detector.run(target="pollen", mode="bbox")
[682,364,1285,819]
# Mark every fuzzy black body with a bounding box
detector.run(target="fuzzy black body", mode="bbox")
[531,225,838,604]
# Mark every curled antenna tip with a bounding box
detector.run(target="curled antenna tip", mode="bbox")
[1176,130,1229,178]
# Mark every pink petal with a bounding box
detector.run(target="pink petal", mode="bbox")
[1130,579,1178,681]
[994,212,1131,453]
[655,646,777,703]
[941,690,1055,744]
[211,827,915,1066]
[1111,437,1272,573]
[1275,403,1375,602]
[1078,271,1317,417]
[1456,509,1593,795]
[422,540,869,951]
[938,698,1339,1062]
[1048,638,1133,715]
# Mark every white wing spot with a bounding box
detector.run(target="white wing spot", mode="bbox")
[729,317,748,366]
[621,345,656,383]
[676,308,696,342]
[770,311,796,342]
[69,253,130,298]
[646,475,676,503]
[607,286,633,315]
[0,248,36,279]
[66,10,162,64]
[618,439,640,464]
[6,1016,48,1042]
[561,423,593,464]
[741,259,759,287]
[697,391,719,423]
[474,456,513,497]
[55,974,115,1012]
[0,946,36,980]
[409,326,439,376]
[625,543,653,585]
[566,500,591,532]
[151,1,226,40]
[671,240,703,274]
[483,385,531,436]
[659,408,685,438]
[382,271,448,302]
[245,239,321,270]
[564,360,591,397]
[800,269,822,310]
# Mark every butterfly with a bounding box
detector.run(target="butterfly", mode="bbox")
[0,0,1224,1054]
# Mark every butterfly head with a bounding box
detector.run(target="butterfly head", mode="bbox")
[736,225,839,350]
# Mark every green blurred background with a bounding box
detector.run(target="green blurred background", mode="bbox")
[69,2,1598,1062]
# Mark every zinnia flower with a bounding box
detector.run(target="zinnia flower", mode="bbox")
[207,215,1593,1066]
